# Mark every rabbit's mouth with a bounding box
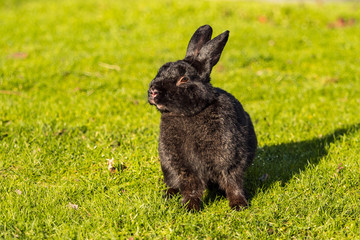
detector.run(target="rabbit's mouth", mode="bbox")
[148,87,168,111]
[148,97,156,105]
[155,104,167,111]
[149,97,167,111]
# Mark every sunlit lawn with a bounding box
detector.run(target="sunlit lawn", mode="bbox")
[1,0,360,238]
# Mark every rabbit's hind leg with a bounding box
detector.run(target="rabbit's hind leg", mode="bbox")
[220,170,248,210]
[225,186,248,211]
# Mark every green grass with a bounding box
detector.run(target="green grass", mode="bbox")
[1,0,360,238]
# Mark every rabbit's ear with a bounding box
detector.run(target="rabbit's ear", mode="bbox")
[185,25,213,60]
[197,30,229,71]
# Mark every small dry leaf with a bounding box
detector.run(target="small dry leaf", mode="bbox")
[107,158,117,173]
[107,158,127,173]
[328,18,356,29]
[336,163,344,173]
[68,202,79,210]
[8,52,28,59]
[258,15,268,23]
[15,189,22,195]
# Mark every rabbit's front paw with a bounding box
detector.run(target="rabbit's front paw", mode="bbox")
[182,196,202,211]
[164,187,180,199]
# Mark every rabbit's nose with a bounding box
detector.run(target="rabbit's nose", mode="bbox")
[149,88,159,97]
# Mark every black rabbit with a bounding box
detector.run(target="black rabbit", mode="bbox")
[148,25,257,211]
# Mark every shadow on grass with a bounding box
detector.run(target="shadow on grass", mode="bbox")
[203,123,360,206]
[245,123,360,200]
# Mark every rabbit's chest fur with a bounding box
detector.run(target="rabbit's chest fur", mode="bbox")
[158,90,254,187]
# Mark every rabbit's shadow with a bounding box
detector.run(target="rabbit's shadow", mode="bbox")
[204,123,360,206]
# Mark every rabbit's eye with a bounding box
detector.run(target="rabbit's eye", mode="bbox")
[176,76,189,86]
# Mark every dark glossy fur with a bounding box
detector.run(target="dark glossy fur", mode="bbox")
[148,25,257,211]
